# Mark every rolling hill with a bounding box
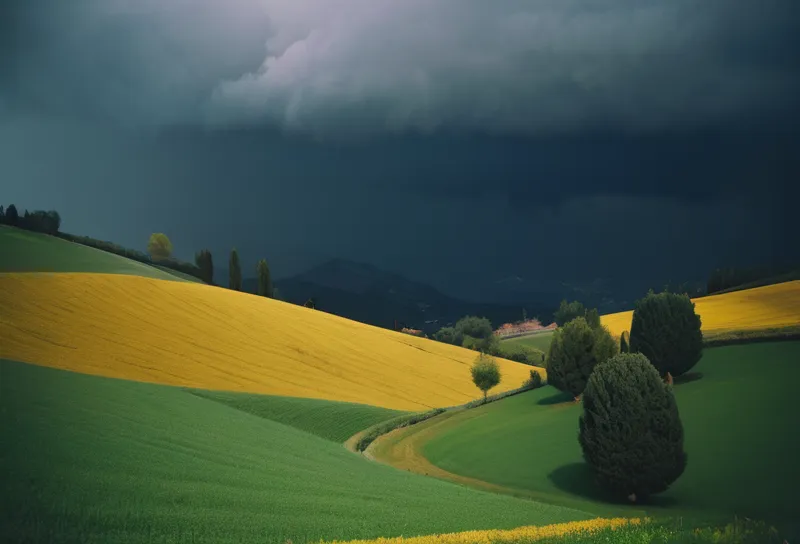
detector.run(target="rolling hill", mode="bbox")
[0,272,534,411]
[600,280,800,337]
[1,359,588,544]
[1,228,584,542]
[0,225,186,281]
[370,341,800,537]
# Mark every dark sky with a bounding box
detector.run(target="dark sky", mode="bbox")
[2,0,799,300]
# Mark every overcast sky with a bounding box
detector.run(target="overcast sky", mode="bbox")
[2,0,799,299]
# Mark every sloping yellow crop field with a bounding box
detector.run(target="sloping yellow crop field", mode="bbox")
[0,272,535,411]
[601,280,800,337]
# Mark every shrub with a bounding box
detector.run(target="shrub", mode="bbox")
[462,334,501,356]
[620,330,630,353]
[546,317,617,398]
[526,369,545,389]
[579,352,687,500]
[433,326,463,346]
[629,291,703,377]
[355,408,445,451]
[470,353,501,403]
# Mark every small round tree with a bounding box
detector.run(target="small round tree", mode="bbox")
[471,353,501,403]
[629,291,703,377]
[546,317,618,398]
[147,233,173,262]
[579,352,687,500]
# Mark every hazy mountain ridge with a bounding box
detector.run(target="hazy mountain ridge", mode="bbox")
[240,259,554,333]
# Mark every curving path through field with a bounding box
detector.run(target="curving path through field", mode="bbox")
[357,342,800,536]
[358,400,644,519]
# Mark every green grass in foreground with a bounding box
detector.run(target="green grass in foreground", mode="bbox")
[501,332,555,354]
[0,225,181,280]
[0,360,589,544]
[423,342,800,537]
[189,389,407,443]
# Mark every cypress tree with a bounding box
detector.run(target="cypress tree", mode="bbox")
[256,258,274,298]
[629,291,703,377]
[194,250,214,284]
[579,352,687,500]
[229,248,242,291]
[546,317,618,398]
[620,330,630,353]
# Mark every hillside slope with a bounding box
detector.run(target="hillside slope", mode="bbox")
[0,225,187,281]
[0,273,533,411]
[1,360,587,544]
[601,280,800,337]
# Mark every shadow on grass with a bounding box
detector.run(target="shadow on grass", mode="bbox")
[537,391,575,406]
[674,372,704,385]
[548,463,678,508]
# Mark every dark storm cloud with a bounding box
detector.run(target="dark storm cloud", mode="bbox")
[5,0,800,137]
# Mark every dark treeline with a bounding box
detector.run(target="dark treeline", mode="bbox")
[2,203,205,282]
[707,264,799,295]
[0,205,61,235]
[3,202,281,301]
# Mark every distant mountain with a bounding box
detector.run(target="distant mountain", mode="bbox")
[242,258,554,333]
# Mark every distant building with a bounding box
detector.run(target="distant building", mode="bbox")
[494,319,556,338]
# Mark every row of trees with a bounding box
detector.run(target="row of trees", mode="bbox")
[707,264,798,295]
[144,234,276,299]
[0,205,62,235]
[544,290,701,501]
[2,203,277,297]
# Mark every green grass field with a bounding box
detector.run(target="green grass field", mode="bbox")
[422,342,800,536]
[152,264,206,283]
[501,331,555,353]
[188,389,407,443]
[0,226,185,281]
[0,360,590,544]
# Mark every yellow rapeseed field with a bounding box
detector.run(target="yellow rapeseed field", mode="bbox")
[0,272,537,411]
[323,518,644,544]
[601,280,800,338]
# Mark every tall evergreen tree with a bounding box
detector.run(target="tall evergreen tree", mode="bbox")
[229,248,242,291]
[256,258,274,298]
[620,331,630,353]
[6,204,18,226]
[579,352,687,500]
[629,291,703,377]
[194,249,214,284]
[546,317,618,398]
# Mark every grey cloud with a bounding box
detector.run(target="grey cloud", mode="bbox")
[6,0,799,137]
